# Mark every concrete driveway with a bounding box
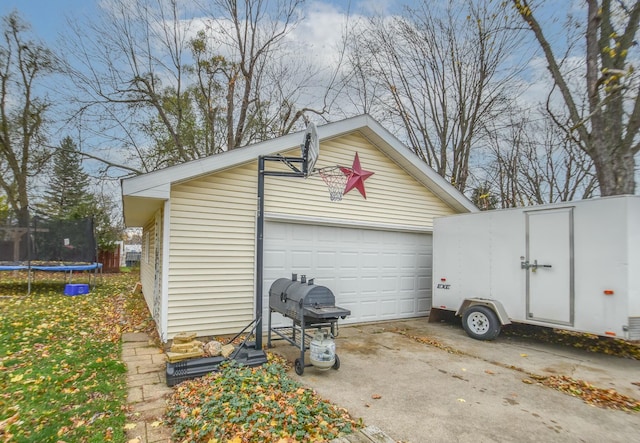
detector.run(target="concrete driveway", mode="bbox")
[269,318,640,443]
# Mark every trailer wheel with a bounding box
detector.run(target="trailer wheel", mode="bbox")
[462,305,501,340]
[332,354,340,370]
[294,358,304,375]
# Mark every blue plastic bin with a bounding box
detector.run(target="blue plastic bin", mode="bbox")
[64,284,90,296]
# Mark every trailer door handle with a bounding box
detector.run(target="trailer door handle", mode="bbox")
[521,259,552,272]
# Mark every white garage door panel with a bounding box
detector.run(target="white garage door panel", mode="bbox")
[263,222,433,325]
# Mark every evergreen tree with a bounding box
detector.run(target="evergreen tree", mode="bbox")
[37,136,123,255]
[40,136,93,219]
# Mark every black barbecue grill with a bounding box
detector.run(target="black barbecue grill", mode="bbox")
[268,274,350,375]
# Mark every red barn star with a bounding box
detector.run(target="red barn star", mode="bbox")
[340,152,374,199]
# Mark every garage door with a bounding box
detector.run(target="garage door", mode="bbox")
[263,221,432,326]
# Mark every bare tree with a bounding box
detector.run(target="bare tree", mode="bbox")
[198,0,305,149]
[484,110,597,207]
[61,0,337,175]
[343,0,527,193]
[189,0,341,148]
[512,0,640,196]
[62,0,192,174]
[0,12,55,225]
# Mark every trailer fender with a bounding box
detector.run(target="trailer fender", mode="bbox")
[456,298,511,326]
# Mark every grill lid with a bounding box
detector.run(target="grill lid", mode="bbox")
[268,274,351,320]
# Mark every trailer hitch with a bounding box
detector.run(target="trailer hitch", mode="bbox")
[521,259,552,272]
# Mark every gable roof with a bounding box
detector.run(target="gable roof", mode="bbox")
[121,114,477,226]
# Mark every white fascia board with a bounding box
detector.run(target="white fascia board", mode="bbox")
[122,132,302,196]
[124,182,171,199]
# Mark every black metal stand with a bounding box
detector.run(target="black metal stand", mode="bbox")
[255,135,312,350]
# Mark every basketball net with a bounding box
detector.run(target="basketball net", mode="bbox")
[316,166,353,201]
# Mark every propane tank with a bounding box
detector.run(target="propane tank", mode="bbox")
[309,329,336,369]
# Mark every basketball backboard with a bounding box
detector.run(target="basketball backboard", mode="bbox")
[302,122,319,177]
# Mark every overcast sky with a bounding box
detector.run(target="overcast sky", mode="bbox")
[0,0,414,42]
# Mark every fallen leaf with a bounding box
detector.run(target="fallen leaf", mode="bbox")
[371,394,382,400]
[124,423,137,430]
[0,413,19,431]
[485,370,495,375]
[522,378,534,384]
[457,398,466,402]
[127,439,141,443]
[57,425,71,437]
[520,353,528,357]
[150,421,162,428]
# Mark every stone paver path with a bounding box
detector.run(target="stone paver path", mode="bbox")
[122,332,173,443]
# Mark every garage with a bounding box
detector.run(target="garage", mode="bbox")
[122,115,475,340]
[263,221,433,326]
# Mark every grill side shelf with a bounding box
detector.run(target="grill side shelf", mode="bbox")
[303,306,351,319]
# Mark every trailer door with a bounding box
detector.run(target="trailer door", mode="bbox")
[525,207,574,325]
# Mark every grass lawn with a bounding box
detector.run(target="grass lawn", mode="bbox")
[0,272,150,443]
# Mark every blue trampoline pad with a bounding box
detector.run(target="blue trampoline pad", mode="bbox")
[31,263,102,272]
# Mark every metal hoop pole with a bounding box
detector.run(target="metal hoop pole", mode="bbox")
[255,156,265,350]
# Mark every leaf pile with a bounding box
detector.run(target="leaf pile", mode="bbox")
[394,329,463,355]
[502,324,640,360]
[526,375,640,412]
[0,273,143,442]
[166,357,361,443]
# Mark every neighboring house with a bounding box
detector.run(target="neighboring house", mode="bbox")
[121,114,477,342]
[124,244,142,267]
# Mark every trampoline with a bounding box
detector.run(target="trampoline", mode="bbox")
[0,262,103,292]
[1,217,103,294]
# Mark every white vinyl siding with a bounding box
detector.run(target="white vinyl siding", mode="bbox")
[264,133,455,227]
[140,212,161,314]
[166,131,456,338]
[168,166,258,337]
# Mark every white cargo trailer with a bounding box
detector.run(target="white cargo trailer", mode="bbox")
[431,195,640,341]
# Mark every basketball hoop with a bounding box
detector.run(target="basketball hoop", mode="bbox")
[315,166,353,201]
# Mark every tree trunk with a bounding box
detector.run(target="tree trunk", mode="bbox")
[513,0,640,198]
[593,147,636,196]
